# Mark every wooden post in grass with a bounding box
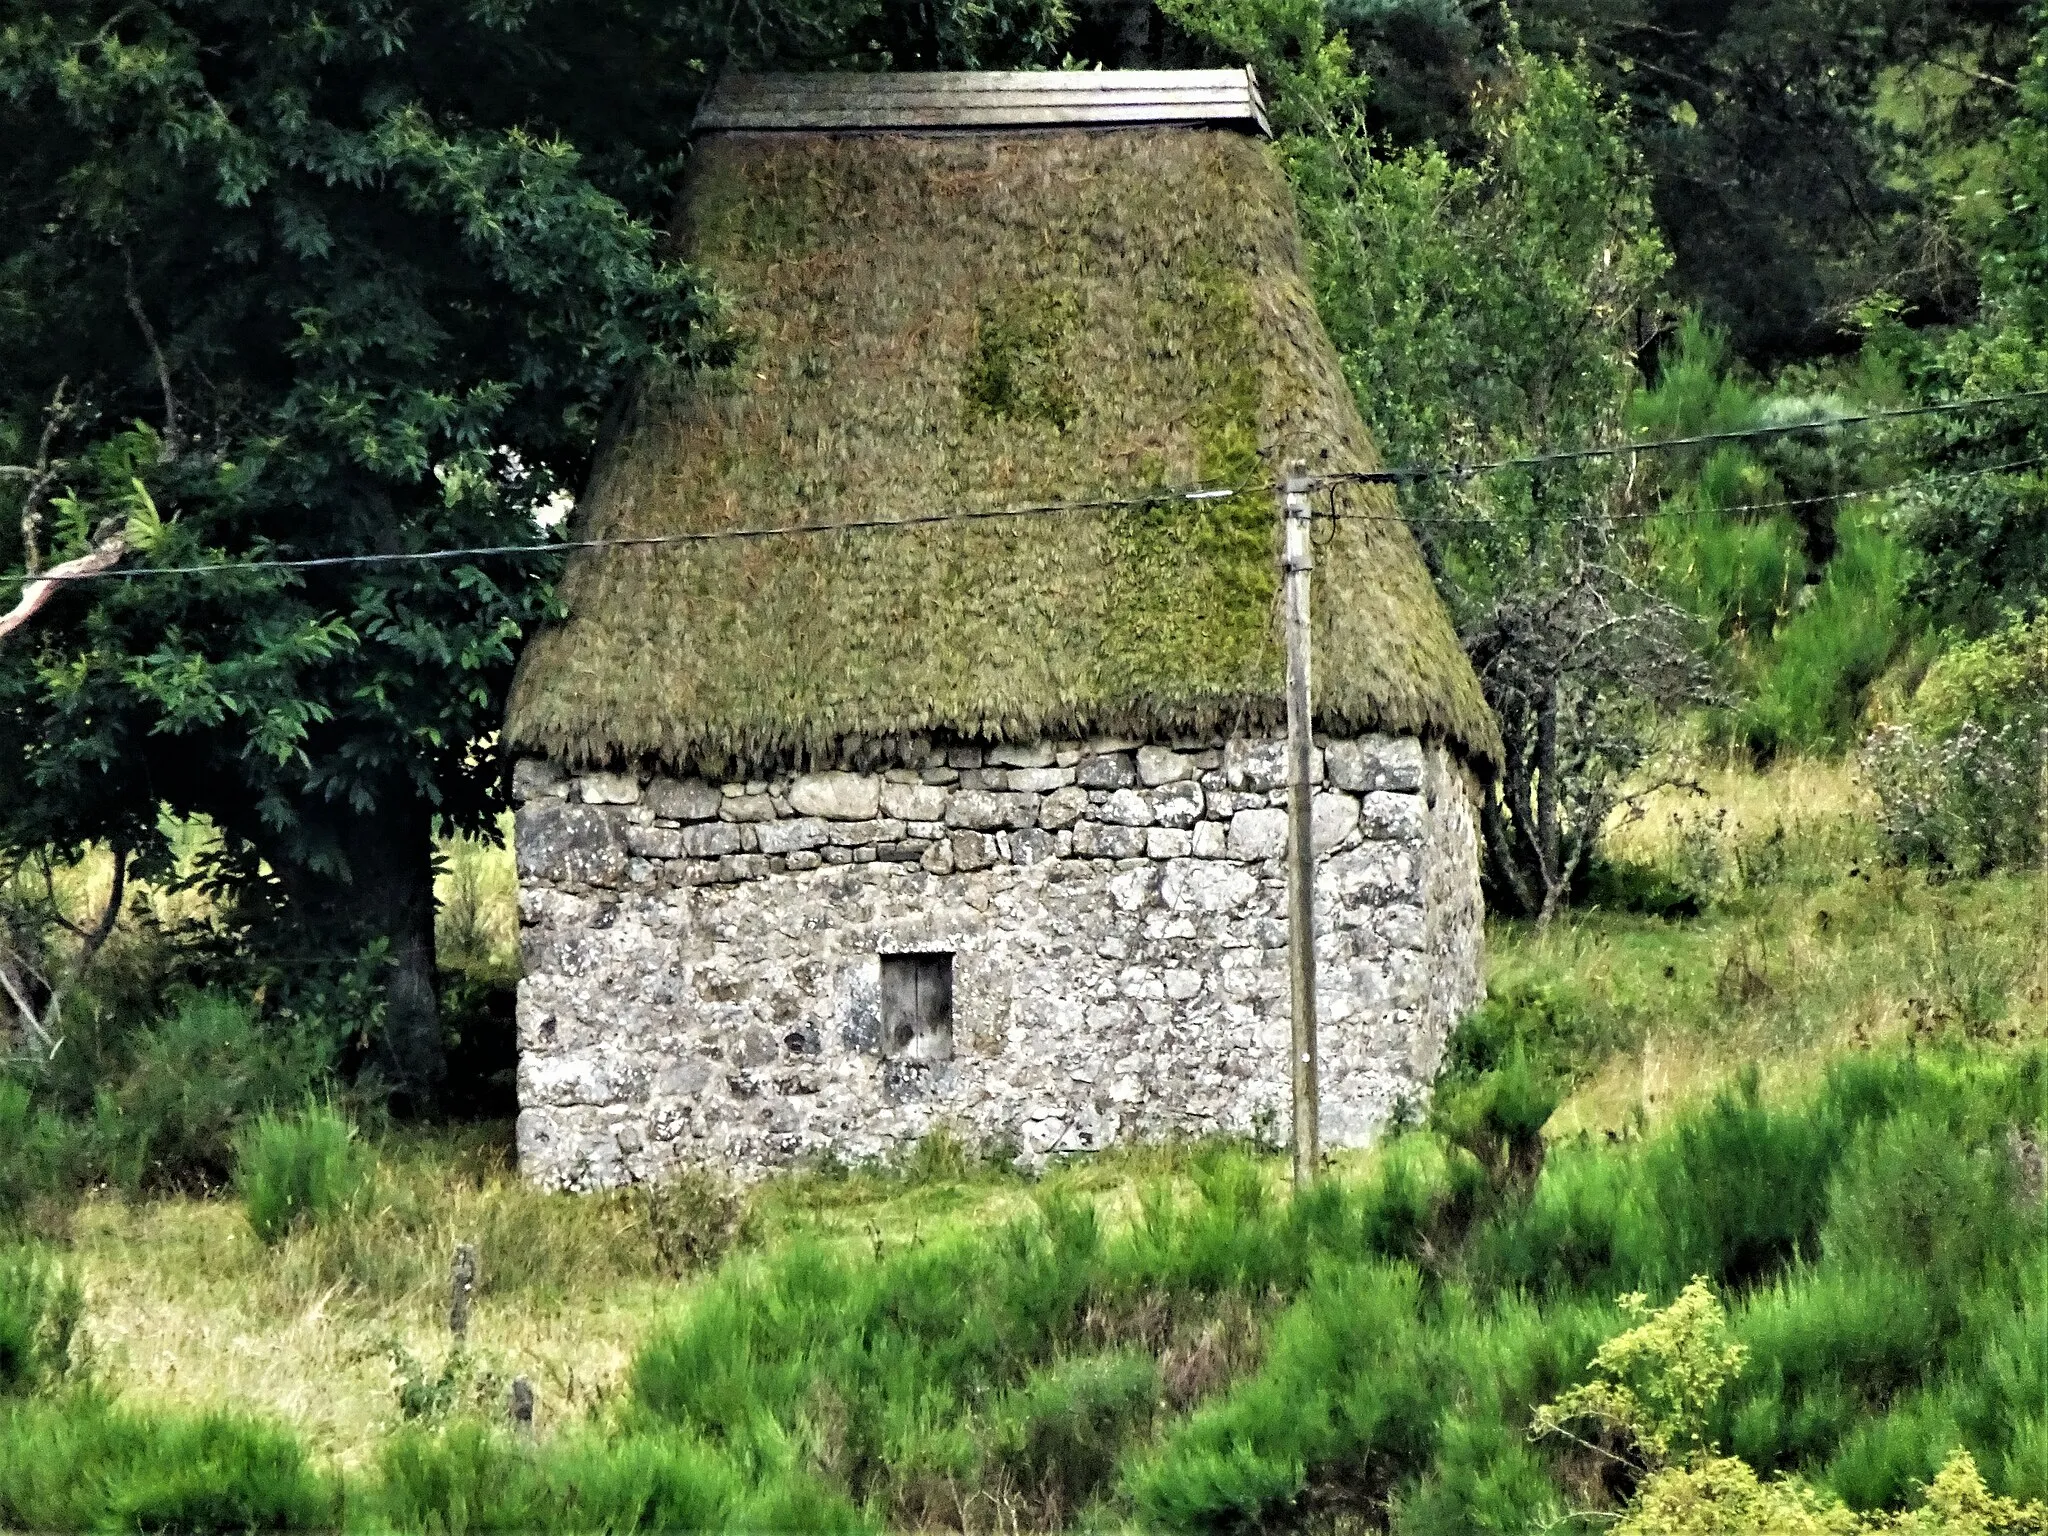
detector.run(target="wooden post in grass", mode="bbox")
[510,1376,534,1432]
[1281,460,1321,1190]
[449,1243,477,1341]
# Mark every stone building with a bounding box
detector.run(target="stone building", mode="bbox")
[503,70,1502,1187]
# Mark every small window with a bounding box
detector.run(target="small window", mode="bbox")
[881,953,954,1061]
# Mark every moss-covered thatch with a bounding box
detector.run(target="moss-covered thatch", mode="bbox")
[506,126,1499,773]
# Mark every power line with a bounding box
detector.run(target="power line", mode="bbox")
[4,485,1248,588]
[4,386,2045,589]
[1311,388,2048,488]
[1340,454,2048,530]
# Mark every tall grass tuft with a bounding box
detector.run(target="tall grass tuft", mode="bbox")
[0,1246,80,1396]
[235,1103,372,1245]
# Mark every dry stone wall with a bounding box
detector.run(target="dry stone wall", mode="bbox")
[512,733,1483,1187]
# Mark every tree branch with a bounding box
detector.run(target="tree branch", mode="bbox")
[0,531,127,646]
[4,378,73,577]
[123,249,181,462]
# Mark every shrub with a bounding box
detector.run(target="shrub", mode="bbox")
[0,1398,334,1533]
[0,1246,80,1395]
[0,1081,89,1231]
[366,1421,860,1534]
[987,1351,1159,1515]
[1864,615,2048,874]
[95,992,334,1193]
[638,1167,751,1278]
[235,1103,372,1245]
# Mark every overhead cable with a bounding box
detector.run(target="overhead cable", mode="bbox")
[4,386,2045,589]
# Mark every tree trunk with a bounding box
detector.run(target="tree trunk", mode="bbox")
[272,794,445,1112]
[352,799,445,1113]
[1534,678,1563,927]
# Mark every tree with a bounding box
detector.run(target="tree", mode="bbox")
[0,0,1071,1103]
[1167,0,1688,918]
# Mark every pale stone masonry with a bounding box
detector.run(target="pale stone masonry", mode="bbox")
[513,732,1483,1187]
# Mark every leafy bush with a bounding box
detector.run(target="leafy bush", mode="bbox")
[0,1081,90,1231]
[0,1247,80,1396]
[235,1103,372,1244]
[94,992,334,1194]
[1864,615,2048,874]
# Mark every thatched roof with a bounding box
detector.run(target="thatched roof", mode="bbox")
[506,100,1500,775]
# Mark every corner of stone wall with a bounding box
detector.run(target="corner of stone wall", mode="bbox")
[1415,745,1486,1095]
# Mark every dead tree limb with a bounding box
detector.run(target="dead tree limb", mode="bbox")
[123,251,181,463]
[2,378,74,577]
[0,531,126,645]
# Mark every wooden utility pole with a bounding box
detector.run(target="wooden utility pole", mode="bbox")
[1282,460,1320,1189]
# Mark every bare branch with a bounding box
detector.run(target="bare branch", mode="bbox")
[123,249,181,462]
[6,378,74,577]
[0,530,127,645]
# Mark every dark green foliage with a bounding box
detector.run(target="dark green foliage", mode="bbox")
[0,1081,90,1231]
[0,1398,334,1533]
[0,1247,79,1396]
[93,993,334,1194]
[235,1103,372,1245]
[987,1352,1159,1514]
[366,1421,808,1533]
[1630,320,1916,758]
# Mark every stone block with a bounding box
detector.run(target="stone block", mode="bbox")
[920,839,956,874]
[947,746,984,769]
[516,803,626,887]
[920,767,960,786]
[1011,828,1060,866]
[1312,791,1362,854]
[1107,864,1161,912]
[755,817,830,855]
[1146,780,1204,828]
[1325,735,1425,794]
[1136,745,1191,786]
[1226,807,1289,861]
[828,818,905,847]
[720,794,777,823]
[1223,736,1286,791]
[1076,752,1137,789]
[1192,821,1228,859]
[1073,820,1147,859]
[950,830,1000,871]
[946,790,1007,830]
[511,757,566,804]
[1161,858,1258,912]
[987,742,1055,768]
[577,770,640,805]
[624,826,685,859]
[789,772,881,821]
[1099,787,1154,827]
[1359,790,1426,842]
[880,781,950,822]
[1039,785,1089,830]
[1007,766,1074,793]
[1147,827,1193,859]
[682,822,743,858]
[645,776,723,821]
